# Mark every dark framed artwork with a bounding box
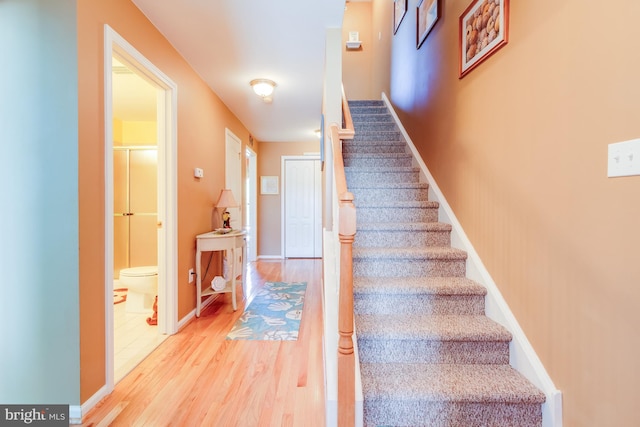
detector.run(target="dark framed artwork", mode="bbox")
[459,0,509,78]
[393,0,408,34]
[417,0,440,49]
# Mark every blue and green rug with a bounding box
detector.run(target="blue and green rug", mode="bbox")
[226,281,307,341]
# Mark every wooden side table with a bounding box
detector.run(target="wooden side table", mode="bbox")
[195,229,246,317]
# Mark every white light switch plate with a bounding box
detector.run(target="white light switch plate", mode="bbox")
[608,139,640,177]
[194,167,204,178]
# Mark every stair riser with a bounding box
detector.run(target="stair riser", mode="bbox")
[353,132,402,142]
[355,229,450,248]
[350,187,428,203]
[356,339,509,364]
[346,170,420,185]
[344,156,413,168]
[354,294,485,316]
[354,123,398,133]
[343,143,406,154]
[353,258,466,278]
[363,401,542,427]
[357,207,438,223]
[349,100,385,108]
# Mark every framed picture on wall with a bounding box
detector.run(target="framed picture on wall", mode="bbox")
[417,0,440,49]
[393,0,408,34]
[260,176,279,195]
[459,0,509,78]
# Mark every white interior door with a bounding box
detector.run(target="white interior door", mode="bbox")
[225,129,242,230]
[225,129,243,272]
[246,148,257,262]
[284,158,321,258]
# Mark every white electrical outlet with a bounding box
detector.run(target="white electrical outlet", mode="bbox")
[188,268,195,283]
[608,139,640,177]
[194,167,204,178]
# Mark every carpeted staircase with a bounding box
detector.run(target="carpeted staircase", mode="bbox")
[344,100,546,426]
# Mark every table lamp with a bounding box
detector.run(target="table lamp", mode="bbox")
[215,189,238,229]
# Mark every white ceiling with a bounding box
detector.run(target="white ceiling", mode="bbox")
[119,0,350,143]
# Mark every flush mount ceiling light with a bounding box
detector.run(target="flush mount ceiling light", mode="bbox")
[250,78,276,103]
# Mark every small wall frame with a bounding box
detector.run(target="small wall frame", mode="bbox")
[417,0,440,49]
[260,176,279,195]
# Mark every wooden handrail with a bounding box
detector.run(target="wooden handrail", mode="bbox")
[339,85,355,141]
[332,89,356,427]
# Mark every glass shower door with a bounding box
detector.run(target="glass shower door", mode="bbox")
[114,147,158,278]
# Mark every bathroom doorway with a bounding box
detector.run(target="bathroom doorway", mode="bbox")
[105,26,178,391]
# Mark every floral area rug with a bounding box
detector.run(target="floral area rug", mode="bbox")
[226,281,307,341]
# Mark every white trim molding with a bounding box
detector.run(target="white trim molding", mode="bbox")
[382,92,563,427]
[100,24,179,417]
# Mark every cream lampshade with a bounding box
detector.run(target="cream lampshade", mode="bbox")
[215,189,238,229]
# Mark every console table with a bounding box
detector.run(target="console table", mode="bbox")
[195,229,246,317]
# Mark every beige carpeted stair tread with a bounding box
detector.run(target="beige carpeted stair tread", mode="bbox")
[345,165,419,172]
[357,221,451,232]
[355,314,512,341]
[360,363,546,403]
[355,200,438,209]
[354,246,467,260]
[347,181,428,189]
[354,276,486,295]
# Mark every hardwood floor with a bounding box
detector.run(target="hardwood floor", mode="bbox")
[82,259,326,427]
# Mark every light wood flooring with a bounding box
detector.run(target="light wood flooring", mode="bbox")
[82,259,326,427]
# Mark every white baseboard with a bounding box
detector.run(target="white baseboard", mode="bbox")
[76,384,109,424]
[381,93,562,427]
[178,309,196,330]
[256,255,283,260]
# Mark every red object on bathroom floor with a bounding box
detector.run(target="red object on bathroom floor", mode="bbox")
[114,288,128,305]
[146,296,158,326]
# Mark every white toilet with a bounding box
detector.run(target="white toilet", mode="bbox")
[119,266,158,313]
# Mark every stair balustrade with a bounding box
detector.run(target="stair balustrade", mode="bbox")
[331,87,356,427]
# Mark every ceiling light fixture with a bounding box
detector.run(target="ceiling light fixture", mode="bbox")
[250,78,276,103]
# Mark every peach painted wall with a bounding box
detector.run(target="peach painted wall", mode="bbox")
[371,0,392,98]
[78,0,252,402]
[343,2,374,99]
[385,0,640,425]
[257,141,320,257]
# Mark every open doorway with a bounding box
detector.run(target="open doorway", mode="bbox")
[104,25,178,390]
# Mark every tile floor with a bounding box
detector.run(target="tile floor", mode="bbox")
[114,286,167,382]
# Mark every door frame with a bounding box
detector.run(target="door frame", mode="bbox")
[281,155,321,258]
[246,147,258,261]
[104,25,178,392]
[224,128,243,232]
